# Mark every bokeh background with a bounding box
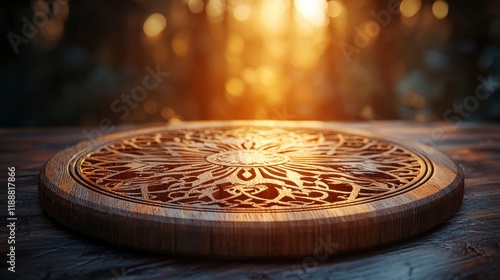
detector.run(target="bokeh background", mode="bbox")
[1,0,499,127]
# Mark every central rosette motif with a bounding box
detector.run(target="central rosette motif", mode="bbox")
[206,150,289,167]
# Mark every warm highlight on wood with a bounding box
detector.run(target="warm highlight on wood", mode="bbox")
[38,121,464,258]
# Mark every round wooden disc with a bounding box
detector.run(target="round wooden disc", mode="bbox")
[39,121,464,258]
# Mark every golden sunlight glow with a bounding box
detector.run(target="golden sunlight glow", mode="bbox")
[242,67,257,84]
[259,0,290,34]
[187,0,204,14]
[266,40,287,60]
[258,68,277,87]
[225,52,241,66]
[172,32,190,56]
[168,115,183,124]
[292,48,319,69]
[360,105,374,120]
[161,107,174,120]
[364,21,380,38]
[143,13,167,38]
[326,1,343,18]
[227,35,245,55]
[225,77,245,97]
[233,3,251,21]
[432,0,449,19]
[352,0,368,9]
[400,0,422,18]
[192,0,346,112]
[206,0,224,18]
[294,0,327,27]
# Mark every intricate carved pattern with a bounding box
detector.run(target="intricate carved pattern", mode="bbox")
[73,126,429,211]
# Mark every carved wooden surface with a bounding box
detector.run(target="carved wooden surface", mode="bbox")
[38,121,463,258]
[72,126,430,209]
[1,121,499,279]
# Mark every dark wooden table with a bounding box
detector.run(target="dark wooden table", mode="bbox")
[1,122,499,279]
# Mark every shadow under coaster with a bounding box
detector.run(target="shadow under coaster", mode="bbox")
[38,121,464,258]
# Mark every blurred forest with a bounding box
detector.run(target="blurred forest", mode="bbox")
[0,0,499,127]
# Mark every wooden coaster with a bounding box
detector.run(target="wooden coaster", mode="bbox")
[39,121,464,258]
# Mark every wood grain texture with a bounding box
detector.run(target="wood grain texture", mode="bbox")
[37,121,464,259]
[1,121,499,279]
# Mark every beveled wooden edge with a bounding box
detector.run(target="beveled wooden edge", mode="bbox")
[38,121,464,258]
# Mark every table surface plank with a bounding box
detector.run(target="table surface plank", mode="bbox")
[0,121,499,280]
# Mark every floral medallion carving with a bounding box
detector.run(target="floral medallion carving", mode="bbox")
[71,126,431,211]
